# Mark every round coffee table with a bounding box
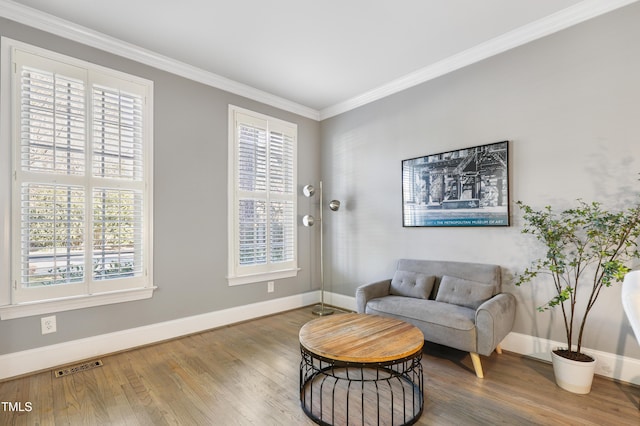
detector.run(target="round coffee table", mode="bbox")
[299,313,424,426]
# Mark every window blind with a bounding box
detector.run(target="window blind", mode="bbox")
[11,45,152,304]
[20,183,85,287]
[268,131,294,194]
[269,200,294,263]
[92,188,144,281]
[238,199,267,265]
[229,107,297,283]
[20,66,86,175]
[92,85,144,181]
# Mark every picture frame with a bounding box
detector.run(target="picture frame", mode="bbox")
[402,141,509,227]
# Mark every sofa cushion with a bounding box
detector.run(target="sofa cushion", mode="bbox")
[435,275,494,309]
[396,259,501,292]
[365,296,477,353]
[390,270,435,299]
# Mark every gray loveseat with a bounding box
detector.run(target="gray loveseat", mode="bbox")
[355,259,516,378]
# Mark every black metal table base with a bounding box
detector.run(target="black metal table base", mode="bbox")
[300,348,424,426]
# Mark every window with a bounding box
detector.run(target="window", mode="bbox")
[0,38,153,318]
[228,106,298,285]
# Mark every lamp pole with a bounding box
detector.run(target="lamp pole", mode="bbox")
[312,181,334,315]
[303,181,340,316]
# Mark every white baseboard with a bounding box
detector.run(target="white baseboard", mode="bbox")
[0,291,319,381]
[2,291,640,387]
[324,291,357,312]
[500,332,640,386]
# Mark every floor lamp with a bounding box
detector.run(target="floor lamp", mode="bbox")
[303,181,340,316]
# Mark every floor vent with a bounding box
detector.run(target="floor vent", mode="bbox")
[54,360,103,378]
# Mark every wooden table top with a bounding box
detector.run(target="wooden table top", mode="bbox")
[299,313,424,363]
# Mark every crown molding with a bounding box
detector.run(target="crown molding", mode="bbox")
[319,0,640,120]
[1,0,638,122]
[0,0,321,121]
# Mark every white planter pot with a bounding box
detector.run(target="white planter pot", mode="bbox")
[551,349,596,394]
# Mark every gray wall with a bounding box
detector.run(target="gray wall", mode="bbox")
[320,3,640,359]
[0,18,321,355]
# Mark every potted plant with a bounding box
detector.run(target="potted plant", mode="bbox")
[516,198,640,394]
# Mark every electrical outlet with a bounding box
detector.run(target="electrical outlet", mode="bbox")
[41,315,57,334]
[267,281,275,293]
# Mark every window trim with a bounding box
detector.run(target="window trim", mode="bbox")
[0,37,154,319]
[227,105,298,286]
[0,286,156,320]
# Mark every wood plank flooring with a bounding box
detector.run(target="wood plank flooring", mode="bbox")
[1,308,638,425]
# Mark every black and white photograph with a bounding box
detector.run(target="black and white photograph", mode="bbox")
[402,141,509,227]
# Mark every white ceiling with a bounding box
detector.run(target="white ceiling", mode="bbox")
[2,0,638,119]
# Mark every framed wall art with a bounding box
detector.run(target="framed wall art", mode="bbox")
[402,141,509,227]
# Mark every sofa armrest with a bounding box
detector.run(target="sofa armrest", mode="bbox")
[355,279,392,313]
[475,292,516,356]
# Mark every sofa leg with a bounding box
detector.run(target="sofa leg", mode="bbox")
[496,344,503,355]
[470,352,484,378]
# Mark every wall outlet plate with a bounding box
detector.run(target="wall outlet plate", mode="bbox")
[41,315,56,334]
[267,281,275,293]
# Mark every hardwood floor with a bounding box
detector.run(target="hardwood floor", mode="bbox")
[1,308,638,425]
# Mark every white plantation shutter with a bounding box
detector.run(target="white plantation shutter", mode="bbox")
[20,65,86,175]
[268,129,295,264]
[10,44,153,304]
[229,107,297,284]
[92,85,144,181]
[237,119,268,266]
[20,184,85,288]
[90,83,146,289]
[238,123,267,192]
[269,200,294,263]
[92,188,144,281]
[269,130,294,194]
[239,199,267,265]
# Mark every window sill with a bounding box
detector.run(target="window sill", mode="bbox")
[0,286,157,320]
[227,268,300,286]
